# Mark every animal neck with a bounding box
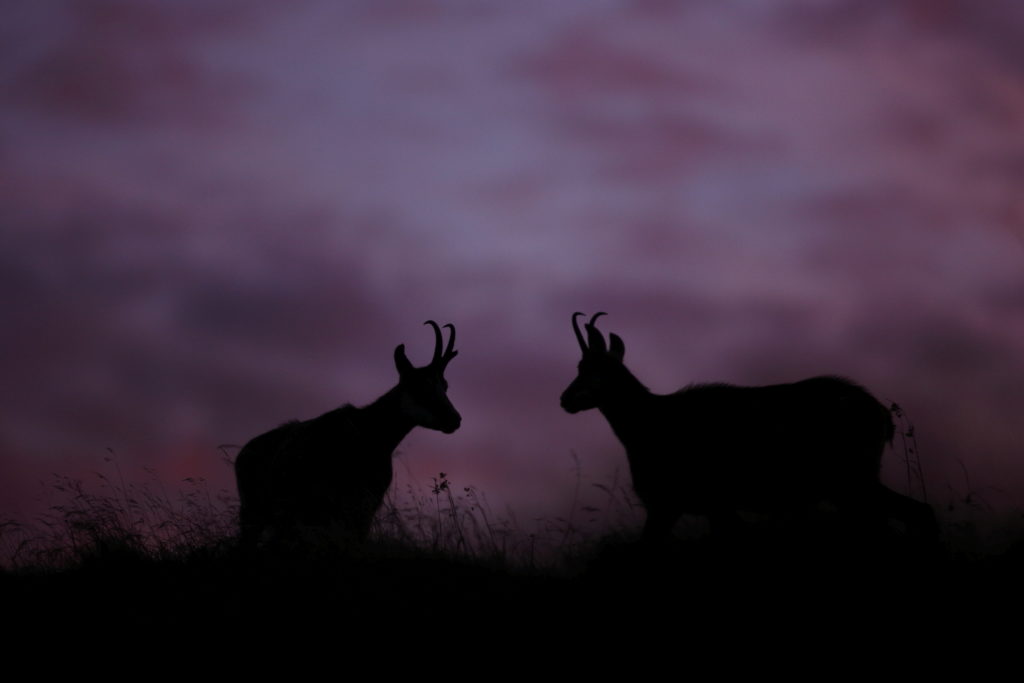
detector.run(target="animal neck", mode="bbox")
[596,370,655,442]
[358,385,417,454]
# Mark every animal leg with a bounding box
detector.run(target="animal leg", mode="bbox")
[874,486,940,542]
[831,485,941,559]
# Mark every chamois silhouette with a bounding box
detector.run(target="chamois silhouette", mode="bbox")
[235,321,460,548]
[560,312,938,545]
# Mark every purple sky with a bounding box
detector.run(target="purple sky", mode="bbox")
[2,0,1023,529]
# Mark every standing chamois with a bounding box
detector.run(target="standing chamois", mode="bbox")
[235,321,460,548]
[561,312,938,544]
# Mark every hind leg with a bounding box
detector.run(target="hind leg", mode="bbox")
[833,485,941,559]
[874,486,940,542]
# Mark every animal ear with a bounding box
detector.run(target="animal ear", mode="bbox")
[394,344,414,376]
[609,333,625,361]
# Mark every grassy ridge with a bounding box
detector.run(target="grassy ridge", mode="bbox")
[2,462,1024,643]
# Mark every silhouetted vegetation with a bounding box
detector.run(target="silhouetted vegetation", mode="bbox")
[3,455,1023,644]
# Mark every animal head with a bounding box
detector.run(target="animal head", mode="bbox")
[394,320,462,433]
[560,312,630,414]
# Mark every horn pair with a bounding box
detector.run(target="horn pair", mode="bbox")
[424,320,457,368]
[572,311,607,353]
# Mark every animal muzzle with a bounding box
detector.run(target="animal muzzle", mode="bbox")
[560,392,584,414]
[439,414,462,434]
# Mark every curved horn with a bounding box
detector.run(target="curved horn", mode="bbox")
[585,311,608,353]
[424,320,444,366]
[572,312,588,352]
[442,323,456,361]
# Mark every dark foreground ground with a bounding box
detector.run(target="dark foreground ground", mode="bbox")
[5,526,1023,655]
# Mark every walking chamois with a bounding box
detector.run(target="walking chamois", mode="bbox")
[560,312,938,544]
[235,320,460,548]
